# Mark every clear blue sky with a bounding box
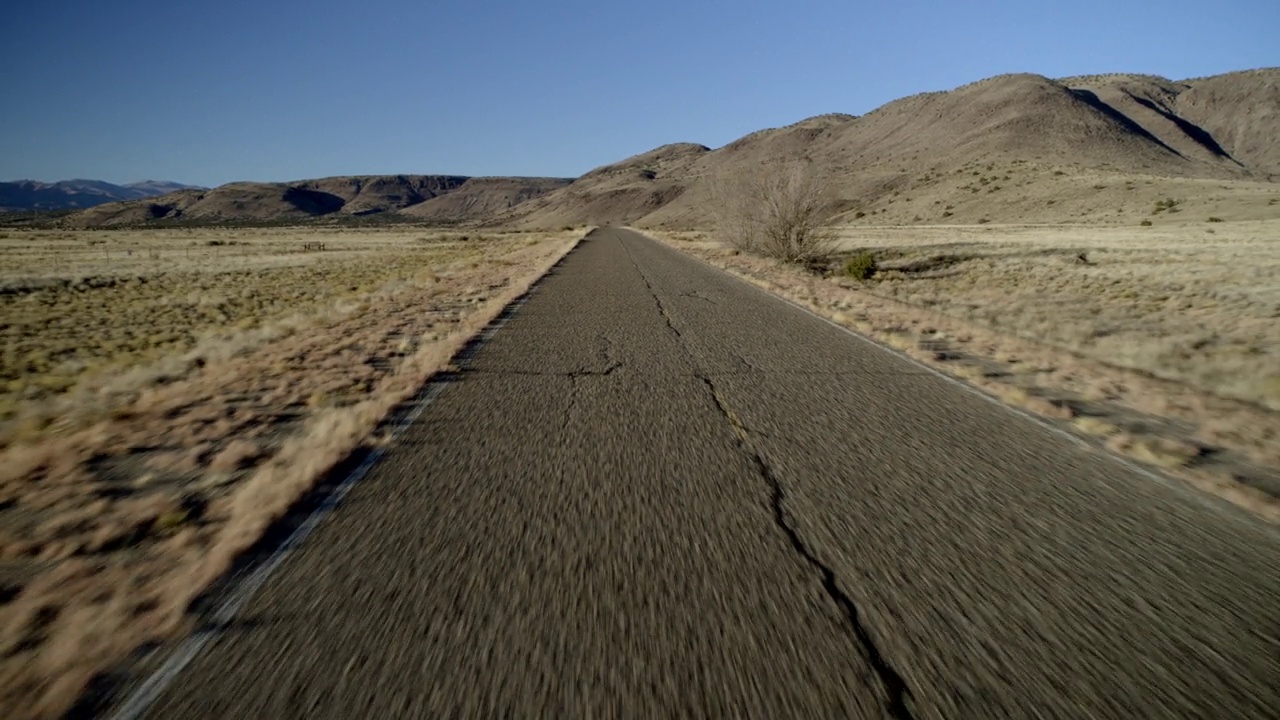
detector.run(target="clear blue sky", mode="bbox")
[2,0,1276,186]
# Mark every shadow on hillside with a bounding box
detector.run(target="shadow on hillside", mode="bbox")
[1123,91,1242,164]
[1068,89,1184,159]
[283,187,346,215]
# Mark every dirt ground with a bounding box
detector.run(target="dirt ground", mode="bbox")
[0,226,581,718]
[647,220,1280,523]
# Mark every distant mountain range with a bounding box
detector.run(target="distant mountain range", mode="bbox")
[56,175,575,227]
[0,179,206,211]
[15,66,1279,228]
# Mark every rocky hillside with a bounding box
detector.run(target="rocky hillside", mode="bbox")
[504,69,1279,229]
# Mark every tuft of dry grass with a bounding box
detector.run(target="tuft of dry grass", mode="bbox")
[0,226,584,719]
[1073,417,1121,437]
[1106,434,1203,469]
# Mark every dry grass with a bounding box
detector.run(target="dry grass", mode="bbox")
[826,164,1280,227]
[0,226,582,719]
[825,221,1280,410]
[647,221,1280,523]
[0,227,509,433]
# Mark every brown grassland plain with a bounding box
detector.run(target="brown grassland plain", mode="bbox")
[647,218,1280,521]
[0,226,581,718]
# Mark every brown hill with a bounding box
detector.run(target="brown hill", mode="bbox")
[498,143,709,227]
[1055,71,1279,172]
[401,177,572,223]
[64,175,568,227]
[1172,69,1280,175]
[505,69,1278,229]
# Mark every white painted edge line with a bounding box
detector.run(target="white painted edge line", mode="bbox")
[627,229,1272,528]
[109,286,546,720]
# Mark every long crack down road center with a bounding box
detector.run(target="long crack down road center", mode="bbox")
[142,228,1280,719]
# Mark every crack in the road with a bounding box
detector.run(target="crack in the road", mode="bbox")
[650,282,683,339]
[622,246,684,340]
[679,290,717,304]
[464,336,623,379]
[596,332,623,376]
[733,352,762,374]
[619,233,914,717]
[698,374,917,720]
[562,373,582,434]
[460,367,622,378]
[466,368,928,378]
[560,335,622,433]
[464,367,935,380]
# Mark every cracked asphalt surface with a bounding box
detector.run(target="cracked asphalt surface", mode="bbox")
[144,228,1280,719]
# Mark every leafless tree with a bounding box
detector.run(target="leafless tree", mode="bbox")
[710,161,837,263]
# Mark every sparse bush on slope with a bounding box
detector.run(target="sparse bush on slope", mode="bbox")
[841,252,878,280]
[710,162,837,263]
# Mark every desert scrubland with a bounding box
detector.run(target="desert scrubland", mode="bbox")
[0,226,580,717]
[650,219,1280,521]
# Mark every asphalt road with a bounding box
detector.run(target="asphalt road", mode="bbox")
[140,228,1279,719]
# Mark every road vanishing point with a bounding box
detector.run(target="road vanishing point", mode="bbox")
[131,228,1278,719]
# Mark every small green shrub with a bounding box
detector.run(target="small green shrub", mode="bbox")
[977,217,991,224]
[854,211,866,219]
[1206,217,1223,223]
[1140,219,1153,226]
[841,252,878,280]
[152,510,190,535]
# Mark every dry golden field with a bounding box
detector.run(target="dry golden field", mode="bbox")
[649,220,1280,521]
[0,228,516,431]
[830,221,1280,409]
[0,226,581,718]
